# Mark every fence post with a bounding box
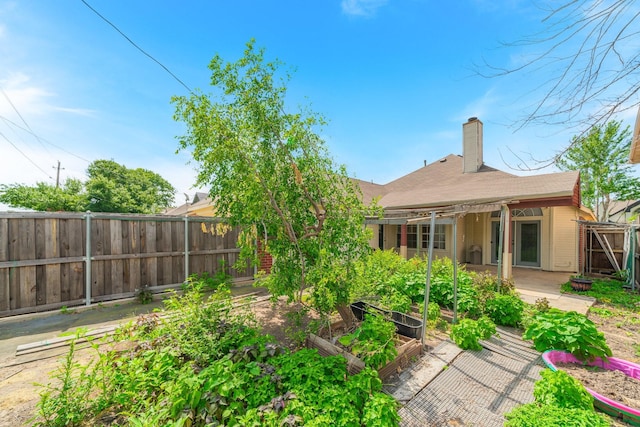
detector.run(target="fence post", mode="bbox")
[184,216,189,281]
[85,211,92,306]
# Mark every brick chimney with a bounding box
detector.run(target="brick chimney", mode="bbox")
[463,117,483,173]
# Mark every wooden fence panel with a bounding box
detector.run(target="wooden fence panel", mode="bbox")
[0,218,8,311]
[110,220,124,295]
[0,213,253,316]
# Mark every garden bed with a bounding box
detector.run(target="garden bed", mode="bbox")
[307,319,423,379]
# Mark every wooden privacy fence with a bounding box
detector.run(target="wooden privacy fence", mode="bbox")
[578,221,640,290]
[0,212,253,317]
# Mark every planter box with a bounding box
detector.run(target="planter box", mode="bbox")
[306,331,423,380]
[570,278,593,291]
[350,301,423,339]
[543,350,640,426]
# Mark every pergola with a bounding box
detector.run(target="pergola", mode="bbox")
[369,200,516,345]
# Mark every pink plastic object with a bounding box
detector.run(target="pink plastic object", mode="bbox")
[542,349,640,425]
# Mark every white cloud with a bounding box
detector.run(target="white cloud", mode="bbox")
[341,0,388,17]
[0,72,94,118]
[457,88,499,123]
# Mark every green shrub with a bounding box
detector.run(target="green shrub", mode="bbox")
[34,288,401,426]
[504,402,609,427]
[427,302,441,322]
[182,265,232,293]
[484,293,523,327]
[450,317,495,351]
[522,309,612,361]
[476,316,496,340]
[338,314,398,369]
[504,368,607,427]
[534,369,593,410]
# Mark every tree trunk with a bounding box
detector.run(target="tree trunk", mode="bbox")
[336,303,356,328]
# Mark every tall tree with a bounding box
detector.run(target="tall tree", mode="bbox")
[556,120,640,221]
[172,40,375,325]
[0,160,175,213]
[85,160,175,213]
[0,179,85,212]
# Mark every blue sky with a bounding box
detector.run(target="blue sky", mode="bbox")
[1,0,638,208]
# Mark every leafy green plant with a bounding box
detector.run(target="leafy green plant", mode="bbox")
[562,278,640,310]
[504,368,608,427]
[182,261,232,293]
[534,369,593,410]
[135,285,153,304]
[483,292,523,327]
[476,315,496,339]
[534,297,550,312]
[33,339,105,427]
[450,317,495,351]
[34,286,401,426]
[504,402,609,427]
[338,314,398,369]
[522,309,612,361]
[427,302,441,323]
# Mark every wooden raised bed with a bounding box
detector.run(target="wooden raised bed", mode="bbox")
[307,329,423,380]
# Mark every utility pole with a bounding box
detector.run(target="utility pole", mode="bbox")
[53,160,64,188]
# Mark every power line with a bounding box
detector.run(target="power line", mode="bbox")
[0,130,54,180]
[80,0,193,94]
[0,86,53,157]
[0,115,91,163]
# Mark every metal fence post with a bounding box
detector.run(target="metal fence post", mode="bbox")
[184,216,189,281]
[85,211,92,306]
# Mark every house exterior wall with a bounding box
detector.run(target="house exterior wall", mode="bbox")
[370,207,580,273]
[548,206,580,272]
[463,213,486,264]
[367,224,379,249]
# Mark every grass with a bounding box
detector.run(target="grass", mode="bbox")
[562,278,640,312]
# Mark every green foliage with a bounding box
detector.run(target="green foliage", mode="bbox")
[34,340,104,427]
[338,314,398,369]
[427,302,441,323]
[182,261,232,293]
[504,368,608,427]
[0,179,86,212]
[135,285,153,304]
[85,160,175,213]
[484,293,524,327]
[522,309,612,361]
[556,120,640,221]
[0,160,175,213]
[425,258,481,316]
[504,402,610,427]
[476,315,497,339]
[33,288,399,426]
[450,317,496,351]
[534,369,593,410]
[562,278,640,311]
[534,297,551,313]
[173,39,376,321]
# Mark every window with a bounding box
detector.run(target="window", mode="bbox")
[490,208,543,217]
[396,224,418,249]
[421,224,446,250]
[407,225,417,249]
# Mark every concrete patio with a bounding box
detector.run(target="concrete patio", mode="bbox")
[466,264,596,314]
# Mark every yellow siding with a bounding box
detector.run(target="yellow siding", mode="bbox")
[463,213,486,263]
[367,224,379,249]
[549,206,579,272]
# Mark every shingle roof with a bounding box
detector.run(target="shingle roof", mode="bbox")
[358,154,579,209]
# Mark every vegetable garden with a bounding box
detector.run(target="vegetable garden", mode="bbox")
[31,248,640,426]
